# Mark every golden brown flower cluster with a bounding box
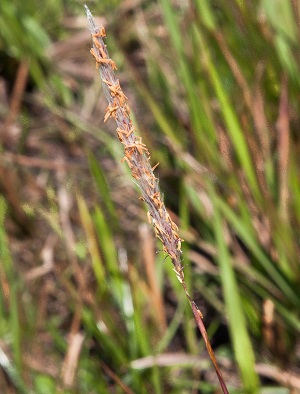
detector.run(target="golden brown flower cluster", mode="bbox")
[85,5,185,286]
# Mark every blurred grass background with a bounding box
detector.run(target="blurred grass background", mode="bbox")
[0,0,300,393]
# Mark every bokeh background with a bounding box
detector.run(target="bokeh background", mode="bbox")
[0,0,300,393]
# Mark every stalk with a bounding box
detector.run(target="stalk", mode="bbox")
[85,5,229,393]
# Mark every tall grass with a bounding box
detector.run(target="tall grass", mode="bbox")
[0,0,300,392]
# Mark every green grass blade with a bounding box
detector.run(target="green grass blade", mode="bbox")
[93,206,123,304]
[212,192,260,391]
[88,151,119,228]
[77,195,106,292]
[193,26,261,200]
[160,0,216,149]
[216,197,299,306]
[0,348,30,394]
[0,197,26,388]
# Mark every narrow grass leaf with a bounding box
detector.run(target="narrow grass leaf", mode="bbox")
[93,206,123,306]
[160,0,216,149]
[81,307,127,365]
[0,198,23,378]
[193,26,261,200]
[88,152,119,227]
[216,196,299,303]
[0,348,29,394]
[212,193,260,391]
[77,195,106,291]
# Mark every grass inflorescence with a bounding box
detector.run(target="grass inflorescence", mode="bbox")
[1,0,300,393]
[85,5,229,392]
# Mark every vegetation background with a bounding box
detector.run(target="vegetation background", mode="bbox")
[0,0,300,393]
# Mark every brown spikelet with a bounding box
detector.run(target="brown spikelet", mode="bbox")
[85,5,184,278]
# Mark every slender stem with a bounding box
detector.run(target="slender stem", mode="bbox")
[191,301,229,394]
